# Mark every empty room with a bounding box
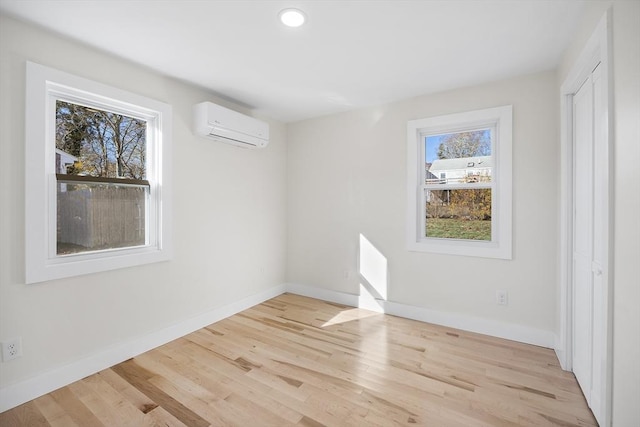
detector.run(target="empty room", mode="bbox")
[0,1,638,426]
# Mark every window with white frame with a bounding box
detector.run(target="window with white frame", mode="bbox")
[406,105,512,259]
[25,62,172,283]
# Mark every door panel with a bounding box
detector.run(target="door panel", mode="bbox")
[572,74,594,403]
[590,64,606,422]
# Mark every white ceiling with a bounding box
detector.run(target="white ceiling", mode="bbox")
[0,0,585,123]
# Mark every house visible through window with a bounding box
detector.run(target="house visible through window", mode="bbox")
[406,105,512,259]
[424,128,493,241]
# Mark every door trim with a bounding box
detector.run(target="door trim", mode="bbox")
[558,9,612,427]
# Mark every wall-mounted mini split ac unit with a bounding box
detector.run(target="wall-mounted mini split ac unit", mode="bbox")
[193,101,269,149]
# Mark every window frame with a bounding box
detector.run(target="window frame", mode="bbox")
[406,105,512,259]
[25,62,173,284]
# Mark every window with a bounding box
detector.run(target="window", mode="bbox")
[26,62,172,283]
[55,101,149,255]
[406,106,512,259]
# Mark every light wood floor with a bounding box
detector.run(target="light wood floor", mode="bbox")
[1,293,597,426]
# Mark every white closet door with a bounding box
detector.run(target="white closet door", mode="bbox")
[572,63,606,424]
[572,72,594,404]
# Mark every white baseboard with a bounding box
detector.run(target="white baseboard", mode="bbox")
[285,283,555,348]
[286,282,361,307]
[0,284,286,413]
[554,333,570,371]
[1,282,556,413]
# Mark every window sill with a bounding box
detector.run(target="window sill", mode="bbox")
[407,238,512,260]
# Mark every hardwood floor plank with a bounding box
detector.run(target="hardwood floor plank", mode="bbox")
[0,401,51,427]
[111,359,211,427]
[0,294,597,426]
[163,343,306,424]
[222,392,298,426]
[31,394,81,427]
[81,372,154,426]
[96,369,160,416]
[43,386,104,427]
[65,379,125,427]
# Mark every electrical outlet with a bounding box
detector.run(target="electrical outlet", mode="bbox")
[1,337,22,362]
[496,290,508,306]
[343,270,355,279]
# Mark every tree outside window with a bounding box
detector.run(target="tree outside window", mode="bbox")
[55,101,149,255]
[425,129,492,241]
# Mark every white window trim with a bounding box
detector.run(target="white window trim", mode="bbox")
[25,62,173,284]
[406,105,512,259]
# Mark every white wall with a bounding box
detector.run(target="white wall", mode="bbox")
[559,2,640,425]
[0,15,287,391]
[2,3,637,422]
[287,71,559,336]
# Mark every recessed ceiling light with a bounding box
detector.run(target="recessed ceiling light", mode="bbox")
[279,8,306,28]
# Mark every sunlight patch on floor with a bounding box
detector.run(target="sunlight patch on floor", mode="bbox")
[321,307,379,327]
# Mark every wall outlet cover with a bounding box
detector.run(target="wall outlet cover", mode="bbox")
[496,290,508,306]
[1,338,22,362]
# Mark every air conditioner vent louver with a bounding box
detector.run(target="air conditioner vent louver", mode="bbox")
[193,102,269,149]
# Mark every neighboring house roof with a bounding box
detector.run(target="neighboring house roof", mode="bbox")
[55,148,79,174]
[429,156,492,172]
[55,148,78,162]
[425,169,439,181]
